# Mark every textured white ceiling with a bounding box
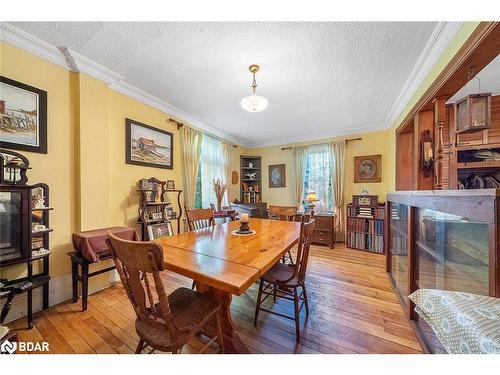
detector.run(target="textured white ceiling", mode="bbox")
[11,22,437,146]
[448,54,500,103]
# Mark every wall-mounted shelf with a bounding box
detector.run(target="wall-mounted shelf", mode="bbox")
[457,160,500,169]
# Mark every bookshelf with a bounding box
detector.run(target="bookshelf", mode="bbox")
[346,195,386,254]
[240,155,262,203]
[137,177,181,239]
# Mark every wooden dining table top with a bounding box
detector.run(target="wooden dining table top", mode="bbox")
[155,218,301,295]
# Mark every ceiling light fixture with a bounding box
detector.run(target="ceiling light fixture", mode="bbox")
[241,64,268,112]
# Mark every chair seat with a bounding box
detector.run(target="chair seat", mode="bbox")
[135,287,220,350]
[261,262,298,286]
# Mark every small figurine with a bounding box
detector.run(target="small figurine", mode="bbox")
[245,172,257,180]
[248,162,254,168]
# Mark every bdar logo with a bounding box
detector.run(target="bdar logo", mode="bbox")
[0,339,17,354]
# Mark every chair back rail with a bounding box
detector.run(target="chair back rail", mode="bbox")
[106,232,178,340]
[280,219,315,285]
[184,206,215,231]
[268,205,298,221]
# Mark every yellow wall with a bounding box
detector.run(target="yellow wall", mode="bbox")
[1,42,76,280]
[0,42,194,294]
[107,90,183,233]
[247,128,395,207]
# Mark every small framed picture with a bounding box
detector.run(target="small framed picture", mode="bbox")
[140,178,149,190]
[354,154,382,183]
[166,180,175,190]
[269,164,286,188]
[147,222,173,240]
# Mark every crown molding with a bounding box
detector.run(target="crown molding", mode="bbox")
[1,22,244,145]
[68,48,124,84]
[244,122,387,148]
[2,22,463,149]
[0,22,68,70]
[109,81,246,145]
[384,21,463,129]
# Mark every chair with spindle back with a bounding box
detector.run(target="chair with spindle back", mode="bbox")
[253,218,315,342]
[107,232,224,354]
[184,206,216,289]
[268,205,298,264]
[185,206,215,231]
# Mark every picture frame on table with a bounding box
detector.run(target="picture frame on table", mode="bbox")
[166,179,175,189]
[126,118,173,169]
[0,76,47,154]
[147,222,174,240]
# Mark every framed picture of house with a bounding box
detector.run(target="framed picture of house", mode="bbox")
[0,76,47,154]
[269,164,286,188]
[354,154,381,183]
[147,222,174,240]
[125,118,173,169]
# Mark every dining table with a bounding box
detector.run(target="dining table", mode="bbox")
[154,217,301,353]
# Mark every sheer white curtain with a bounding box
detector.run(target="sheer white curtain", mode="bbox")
[199,135,228,209]
[304,144,334,212]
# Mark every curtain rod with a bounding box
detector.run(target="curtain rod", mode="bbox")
[280,137,362,150]
[168,118,238,148]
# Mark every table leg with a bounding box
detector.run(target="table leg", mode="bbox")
[197,282,249,354]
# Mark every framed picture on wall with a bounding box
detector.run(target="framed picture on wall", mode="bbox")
[269,164,286,188]
[147,222,174,240]
[0,76,47,154]
[354,154,381,183]
[125,118,173,169]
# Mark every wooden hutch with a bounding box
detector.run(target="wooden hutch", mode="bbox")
[0,149,51,329]
[389,23,500,353]
[395,23,500,192]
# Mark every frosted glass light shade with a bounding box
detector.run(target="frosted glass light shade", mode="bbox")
[241,94,268,112]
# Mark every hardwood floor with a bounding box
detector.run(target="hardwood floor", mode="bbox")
[7,244,423,354]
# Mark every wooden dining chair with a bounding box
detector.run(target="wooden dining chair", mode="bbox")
[253,218,315,342]
[268,205,298,264]
[184,206,215,231]
[107,232,224,354]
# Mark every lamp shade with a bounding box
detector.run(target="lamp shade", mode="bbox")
[241,94,268,113]
[305,192,319,203]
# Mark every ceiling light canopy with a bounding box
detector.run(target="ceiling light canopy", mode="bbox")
[241,64,268,112]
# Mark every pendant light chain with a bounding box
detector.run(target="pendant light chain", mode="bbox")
[252,72,257,94]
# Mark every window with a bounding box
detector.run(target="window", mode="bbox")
[194,135,228,209]
[303,144,334,212]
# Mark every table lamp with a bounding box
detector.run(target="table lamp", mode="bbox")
[305,191,319,213]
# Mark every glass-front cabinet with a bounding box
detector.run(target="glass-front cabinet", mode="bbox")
[386,190,499,353]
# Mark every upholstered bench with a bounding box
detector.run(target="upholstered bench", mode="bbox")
[68,226,139,311]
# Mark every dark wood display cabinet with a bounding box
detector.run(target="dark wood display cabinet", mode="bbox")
[386,189,499,353]
[0,149,51,329]
[137,177,182,238]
